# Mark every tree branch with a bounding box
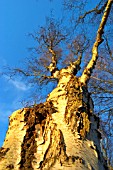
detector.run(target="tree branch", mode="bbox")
[79,1,108,21]
[104,36,113,59]
[80,0,113,85]
[47,48,59,78]
[67,54,82,75]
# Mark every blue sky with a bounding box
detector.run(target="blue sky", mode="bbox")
[0,0,62,146]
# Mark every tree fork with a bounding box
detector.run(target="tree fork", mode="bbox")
[0,1,112,170]
[0,70,108,169]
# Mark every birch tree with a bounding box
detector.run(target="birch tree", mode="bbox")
[0,0,113,169]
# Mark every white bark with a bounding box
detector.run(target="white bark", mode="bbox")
[0,72,107,170]
[80,0,113,85]
[0,1,112,169]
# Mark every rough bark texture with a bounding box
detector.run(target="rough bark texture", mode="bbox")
[0,72,108,170]
[0,1,112,169]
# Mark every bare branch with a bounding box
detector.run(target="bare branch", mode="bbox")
[13,68,30,76]
[104,36,113,59]
[47,48,59,78]
[80,0,113,85]
[79,1,108,21]
[67,54,82,75]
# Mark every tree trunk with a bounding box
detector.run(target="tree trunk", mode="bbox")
[1,1,112,169]
[0,73,108,170]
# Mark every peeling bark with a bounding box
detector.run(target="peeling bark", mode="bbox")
[0,1,112,169]
[0,71,108,169]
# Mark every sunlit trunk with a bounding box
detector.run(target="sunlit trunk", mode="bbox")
[0,73,108,170]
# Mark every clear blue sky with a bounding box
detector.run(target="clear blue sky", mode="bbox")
[0,0,62,146]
